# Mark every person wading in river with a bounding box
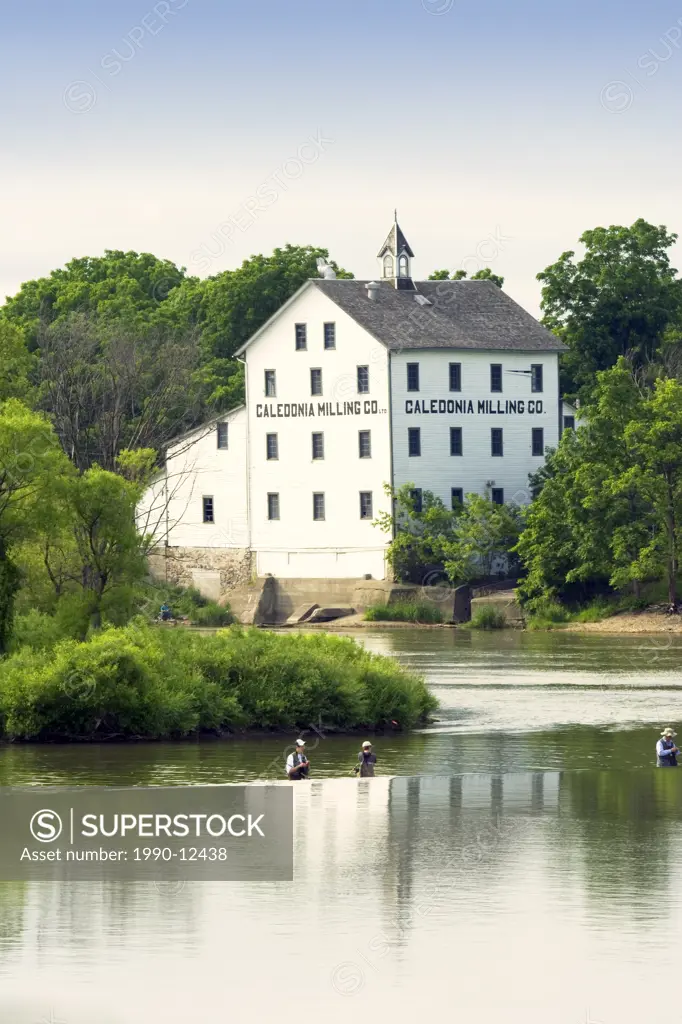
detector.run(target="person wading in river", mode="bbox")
[656,727,679,767]
[286,740,310,780]
[354,740,377,777]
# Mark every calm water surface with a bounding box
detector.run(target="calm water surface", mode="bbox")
[2,629,682,1022]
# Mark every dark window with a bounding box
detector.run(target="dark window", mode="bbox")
[532,427,544,457]
[265,370,276,397]
[449,362,462,392]
[359,491,373,519]
[491,364,503,393]
[491,488,504,505]
[266,433,278,460]
[398,254,409,278]
[408,427,421,457]
[267,493,280,520]
[563,415,575,431]
[313,492,325,521]
[312,432,324,459]
[450,427,463,456]
[310,368,322,396]
[357,365,370,393]
[216,422,228,449]
[358,430,371,458]
[202,496,214,524]
[491,427,503,456]
[531,364,543,393]
[407,363,420,392]
[410,488,423,514]
[324,322,336,349]
[295,324,307,350]
[451,488,464,508]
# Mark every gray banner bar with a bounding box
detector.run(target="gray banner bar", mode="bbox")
[0,785,293,881]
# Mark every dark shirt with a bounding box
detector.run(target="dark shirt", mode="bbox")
[358,751,377,777]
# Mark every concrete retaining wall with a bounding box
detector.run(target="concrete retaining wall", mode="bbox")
[221,577,459,625]
[147,547,255,600]
[470,590,524,626]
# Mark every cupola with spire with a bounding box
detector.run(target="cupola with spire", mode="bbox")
[377,211,415,290]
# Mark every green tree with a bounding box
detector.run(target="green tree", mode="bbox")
[0,401,74,651]
[375,484,520,584]
[428,267,504,287]
[374,484,455,581]
[443,494,522,582]
[538,219,682,398]
[515,360,677,606]
[36,314,203,471]
[624,377,682,604]
[0,322,36,405]
[35,465,151,633]
[2,250,187,346]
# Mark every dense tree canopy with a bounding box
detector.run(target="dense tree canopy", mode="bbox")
[538,220,682,399]
[0,401,75,651]
[516,360,682,607]
[2,250,186,347]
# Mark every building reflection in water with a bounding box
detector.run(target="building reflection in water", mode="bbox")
[1,770,681,1024]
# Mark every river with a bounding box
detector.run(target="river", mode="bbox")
[2,628,682,1023]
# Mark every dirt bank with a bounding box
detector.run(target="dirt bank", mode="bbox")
[563,611,682,634]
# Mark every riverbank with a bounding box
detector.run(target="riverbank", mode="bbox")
[310,608,682,634]
[562,610,682,633]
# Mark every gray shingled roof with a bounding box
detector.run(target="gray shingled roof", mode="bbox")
[312,279,566,353]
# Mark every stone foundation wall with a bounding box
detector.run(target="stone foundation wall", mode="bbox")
[147,547,255,601]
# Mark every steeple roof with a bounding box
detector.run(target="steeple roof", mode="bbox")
[377,215,415,259]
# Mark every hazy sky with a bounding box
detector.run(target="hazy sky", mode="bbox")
[2,0,682,316]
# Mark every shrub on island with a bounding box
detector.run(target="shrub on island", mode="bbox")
[0,622,437,741]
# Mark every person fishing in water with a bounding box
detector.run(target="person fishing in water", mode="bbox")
[354,740,377,777]
[656,727,679,767]
[286,739,310,780]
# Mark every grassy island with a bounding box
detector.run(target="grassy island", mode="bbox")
[0,622,437,742]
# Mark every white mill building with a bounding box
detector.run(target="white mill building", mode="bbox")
[139,220,568,595]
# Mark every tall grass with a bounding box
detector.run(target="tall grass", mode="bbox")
[468,606,507,630]
[0,622,438,741]
[365,602,444,624]
[525,599,571,630]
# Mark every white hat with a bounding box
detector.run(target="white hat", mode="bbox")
[661,727,677,737]
[362,740,372,748]
[295,738,305,746]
